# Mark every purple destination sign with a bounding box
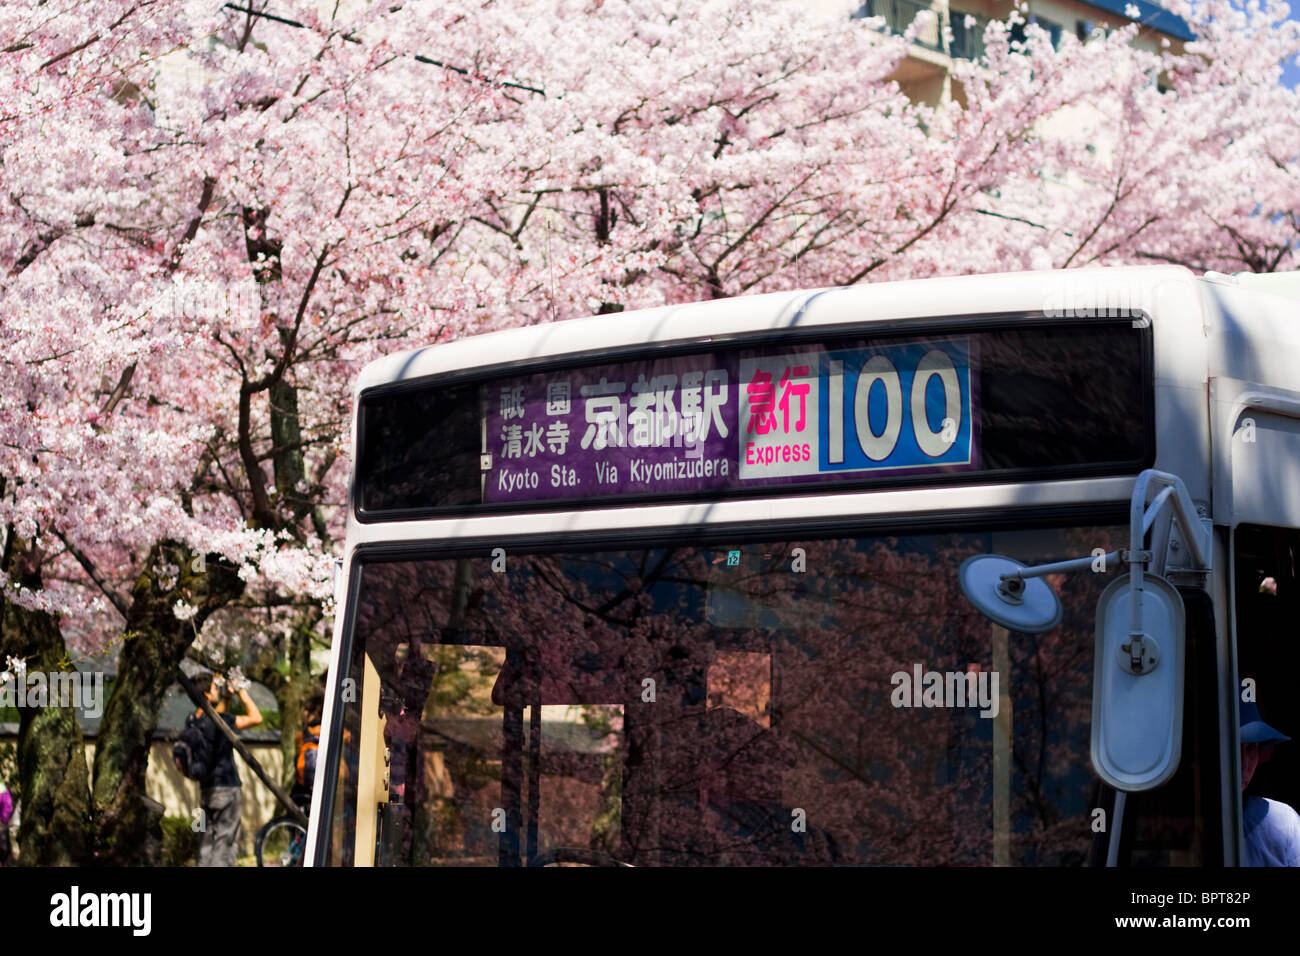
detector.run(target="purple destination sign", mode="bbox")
[482,354,740,503]
[479,336,977,505]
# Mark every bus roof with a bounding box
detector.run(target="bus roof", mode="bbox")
[346,264,1300,534]
[357,265,1215,395]
[354,265,1300,457]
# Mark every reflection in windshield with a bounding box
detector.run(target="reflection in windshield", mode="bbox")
[329,524,1126,866]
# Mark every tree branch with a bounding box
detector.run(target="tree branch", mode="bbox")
[39,4,143,73]
[99,176,218,420]
[51,529,129,618]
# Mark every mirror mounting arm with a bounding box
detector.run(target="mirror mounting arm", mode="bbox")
[1128,470,1211,571]
[1125,470,1211,676]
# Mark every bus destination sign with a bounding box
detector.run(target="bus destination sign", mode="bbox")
[481,338,976,503]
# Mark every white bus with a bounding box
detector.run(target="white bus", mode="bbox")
[308,265,1300,867]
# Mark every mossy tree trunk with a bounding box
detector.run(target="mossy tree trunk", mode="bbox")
[256,370,330,784]
[91,541,244,866]
[0,536,93,865]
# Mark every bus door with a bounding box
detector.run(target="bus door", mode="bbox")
[1232,524,1300,864]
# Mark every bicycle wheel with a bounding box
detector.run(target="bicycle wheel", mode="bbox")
[256,816,307,868]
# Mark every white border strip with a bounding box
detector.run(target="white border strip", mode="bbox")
[346,476,1137,549]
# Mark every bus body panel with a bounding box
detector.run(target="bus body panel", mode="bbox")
[1204,279,1300,529]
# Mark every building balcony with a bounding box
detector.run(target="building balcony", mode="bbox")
[852,0,992,61]
[853,0,1191,63]
[949,10,991,60]
[851,0,945,53]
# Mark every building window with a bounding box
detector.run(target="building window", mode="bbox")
[1010,16,1062,51]
[1038,17,1064,49]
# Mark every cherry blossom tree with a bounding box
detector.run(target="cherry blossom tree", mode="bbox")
[0,0,526,862]
[988,0,1300,272]
[460,0,1153,305]
[1,0,229,863]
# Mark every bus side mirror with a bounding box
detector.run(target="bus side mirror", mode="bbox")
[957,471,1205,792]
[1091,574,1186,792]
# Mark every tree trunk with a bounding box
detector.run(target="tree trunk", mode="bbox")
[278,609,320,785]
[91,541,244,865]
[244,605,321,788]
[0,538,93,865]
[264,369,328,781]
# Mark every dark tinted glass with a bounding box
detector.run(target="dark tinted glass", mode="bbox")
[325,522,1130,866]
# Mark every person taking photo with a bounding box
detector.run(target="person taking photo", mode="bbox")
[185,669,262,867]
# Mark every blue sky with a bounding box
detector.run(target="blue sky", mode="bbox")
[1285,0,1300,88]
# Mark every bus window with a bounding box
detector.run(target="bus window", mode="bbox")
[325,521,1155,866]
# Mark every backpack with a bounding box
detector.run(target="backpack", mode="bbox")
[296,723,321,788]
[173,715,212,781]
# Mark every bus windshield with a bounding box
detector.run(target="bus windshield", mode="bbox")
[327,521,1127,866]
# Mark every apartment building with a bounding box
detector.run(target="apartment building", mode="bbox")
[811,0,1194,104]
